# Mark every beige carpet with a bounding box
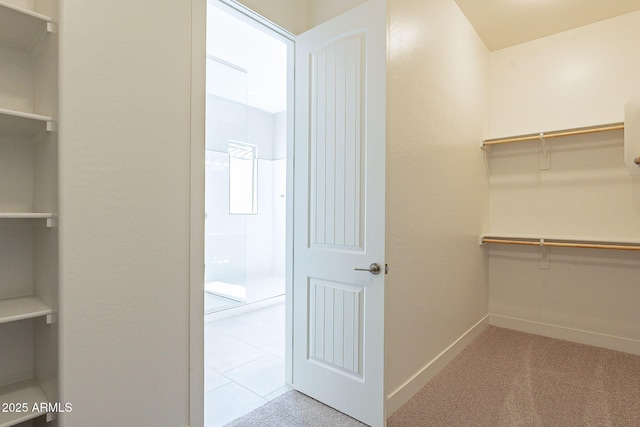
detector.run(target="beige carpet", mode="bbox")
[389,326,640,426]
[228,326,640,426]
[225,390,367,427]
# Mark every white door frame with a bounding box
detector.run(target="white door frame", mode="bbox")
[189,1,296,425]
[190,2,206,426]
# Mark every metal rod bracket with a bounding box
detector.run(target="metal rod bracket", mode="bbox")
[539,133,550,170]
[539,239,550,269]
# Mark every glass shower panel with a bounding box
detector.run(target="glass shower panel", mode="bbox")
[205,149,248,306]
[205,2,289,313]
[204,56,249,311]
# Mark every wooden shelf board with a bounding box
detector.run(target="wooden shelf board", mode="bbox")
[0,108,52,122]
[482,233,640,246]
[0,1,51,21]
[0,1,52,52]
[0,212,54,219]
[482,234,640,251]
[0,379,48,427]
[0,108,54,140]
[483,122,624,146]
[0,296,52,324]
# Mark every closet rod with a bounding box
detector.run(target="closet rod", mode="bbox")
[482,237,640,252]
[483,123,624,146]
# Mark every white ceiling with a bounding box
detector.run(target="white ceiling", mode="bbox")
[206,4,288,113]
[455,0,640,51]
[206,0,640,109]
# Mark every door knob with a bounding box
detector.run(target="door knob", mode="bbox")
[354,263,381,275]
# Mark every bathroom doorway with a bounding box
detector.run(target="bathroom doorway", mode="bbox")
[204,1,294,425]
[204,0,291,314]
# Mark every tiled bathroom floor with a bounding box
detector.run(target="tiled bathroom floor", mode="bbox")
[205,276,286,314]
[204,300,290,426]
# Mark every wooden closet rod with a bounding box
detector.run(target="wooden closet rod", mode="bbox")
[483,123,624,146]
[482,237,640,252]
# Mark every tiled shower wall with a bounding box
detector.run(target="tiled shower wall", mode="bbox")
[205,94,286,285]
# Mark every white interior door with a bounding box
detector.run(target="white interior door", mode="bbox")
[292,0,386,425]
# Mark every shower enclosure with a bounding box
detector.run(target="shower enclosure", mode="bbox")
[205,3,288,312]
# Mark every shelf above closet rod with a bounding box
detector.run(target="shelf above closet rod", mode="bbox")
[481,236,640,252]
[483,123,624,147]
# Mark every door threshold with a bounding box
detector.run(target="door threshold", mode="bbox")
[204,294,285,323]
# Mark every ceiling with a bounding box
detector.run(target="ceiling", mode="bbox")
[454,0,640,51]
[205,0,640,110]
[207,4,288,113]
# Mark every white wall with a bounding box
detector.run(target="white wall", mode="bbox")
[237,0,310,35]
[487,12,640,353]
[237,0,366,34]
[385,0,490,414]
[308,0,367,28]
[58,0,192,425]
[489,11,640,138]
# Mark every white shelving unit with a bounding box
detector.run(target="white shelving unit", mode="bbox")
[0,380,49,427]
[0,1,58,426]
[0,108,54,140]
[0,213,54,219]
[0,296,52,324]
[0,212,56,227]
[0,1,52,52]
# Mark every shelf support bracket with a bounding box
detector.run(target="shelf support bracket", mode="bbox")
[539,239,550,269]
[46,313,56,325]
[539,133,550,170]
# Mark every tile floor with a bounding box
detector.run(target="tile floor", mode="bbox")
[205,301,290,426]
[205,276,286,314]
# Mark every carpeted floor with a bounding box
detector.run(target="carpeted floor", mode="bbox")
[389,326,640,427]
[228,326,640,426]
[225,390,367,427]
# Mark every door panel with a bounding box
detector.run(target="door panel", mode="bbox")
[310,33,364,249]
[309,278,363,377]
[293,0,386,425]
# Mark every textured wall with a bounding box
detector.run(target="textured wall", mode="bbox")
[386,0,490,412]
[489,11,640,138]
[58,0,192,425]
[487,11,640,352]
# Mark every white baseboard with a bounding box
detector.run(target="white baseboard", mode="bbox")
[386,314,640,418]
[489,315,640,356]
[386,315,490,416]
